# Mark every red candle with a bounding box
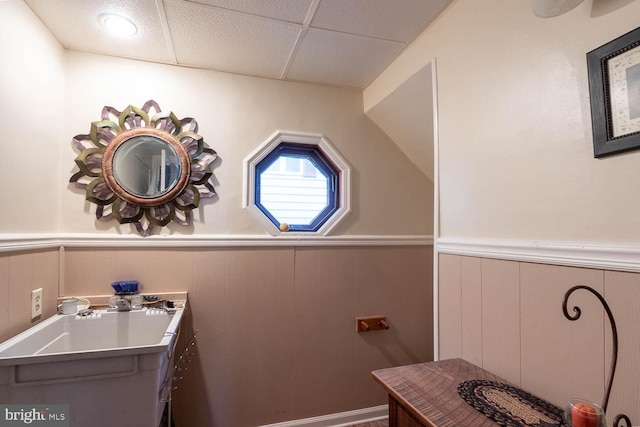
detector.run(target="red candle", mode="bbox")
[571,402,600,427]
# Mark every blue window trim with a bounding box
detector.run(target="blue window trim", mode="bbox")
[255,142,339,232]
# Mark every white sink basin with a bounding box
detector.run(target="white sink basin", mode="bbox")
[0,305,186,427]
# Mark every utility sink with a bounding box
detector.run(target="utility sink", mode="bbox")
[0,304,186,427]
[0,306,183,365]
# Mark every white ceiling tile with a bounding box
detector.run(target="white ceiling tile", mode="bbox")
[23,0,174,64]
[311,0,452,42]
[179,0,314,23]
[165,1,301,78]
[23,0,449,89]
[286,28,403,89]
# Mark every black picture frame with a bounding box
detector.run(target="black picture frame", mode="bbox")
[587,26,640,158]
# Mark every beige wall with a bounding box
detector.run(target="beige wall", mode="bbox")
[0,1,65,234]
[1,1,433,238]
[0,249,59,343]
[0,5,435,425]
[366,0,640,242]
[369,2,640,421]
[60,51,433,236]
[0,245,433,425]
[56,245,430,426]
[439,254,640,425]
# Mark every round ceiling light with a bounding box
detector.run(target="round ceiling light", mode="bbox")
[99,14,137,37]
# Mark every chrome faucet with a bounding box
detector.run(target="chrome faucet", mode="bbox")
[114,296,131,311]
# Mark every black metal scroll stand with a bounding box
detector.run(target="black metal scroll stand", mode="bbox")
[562,285,632,427]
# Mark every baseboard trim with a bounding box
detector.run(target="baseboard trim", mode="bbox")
[437,237,640,272]
[258,405,388,427]
[0,234,433,252]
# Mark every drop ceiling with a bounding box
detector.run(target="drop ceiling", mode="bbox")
[24,0,452,89]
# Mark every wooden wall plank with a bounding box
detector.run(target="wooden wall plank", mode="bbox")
[461,256,483,366]
[520,263,604,407]
[4,251,58,344]
[64,248,118,296]
[146,249,194,293]
[317,249,337,415]
[353,247,394,409]
[243,249,279,426]
[224,249,245,427]
[8,252,32,338]
[292,248,322,420]
[481,258,520,385]
[438,254,462,359]
[275,248,296,422]
[603,271,640,426]
[182,248,226,427]
[384,246,434,366]
[0,255,8,343]
[331,247,358,413]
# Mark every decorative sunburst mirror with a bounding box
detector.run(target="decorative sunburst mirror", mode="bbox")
[70,100,217,236]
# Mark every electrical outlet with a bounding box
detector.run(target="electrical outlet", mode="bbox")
[31,288,43,320]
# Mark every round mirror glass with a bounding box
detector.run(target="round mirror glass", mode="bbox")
[112,135,182,198]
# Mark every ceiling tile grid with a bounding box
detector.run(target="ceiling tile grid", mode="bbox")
[23,0,453,89]
[286,27,404,89]
[183,0,313,24]
[310,0,450,42]
[165,0,302,78]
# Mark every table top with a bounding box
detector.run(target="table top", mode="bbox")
[372,358,508,427]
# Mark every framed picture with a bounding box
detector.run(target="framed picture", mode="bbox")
[587,26,640,158]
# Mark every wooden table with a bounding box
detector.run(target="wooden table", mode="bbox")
[372,358,511,427]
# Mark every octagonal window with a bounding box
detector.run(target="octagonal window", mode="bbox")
[243,131,351,236]
[256,143,338,232]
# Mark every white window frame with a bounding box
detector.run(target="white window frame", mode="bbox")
[242,130,351,236]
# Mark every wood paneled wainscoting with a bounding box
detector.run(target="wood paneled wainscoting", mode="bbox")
[0,249,59,344]
[438,253,640,426]
[57,244,432,426]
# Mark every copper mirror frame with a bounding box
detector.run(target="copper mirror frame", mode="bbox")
[70,100,217,236]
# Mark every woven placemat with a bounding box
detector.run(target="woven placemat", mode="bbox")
[458,380,566,427]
